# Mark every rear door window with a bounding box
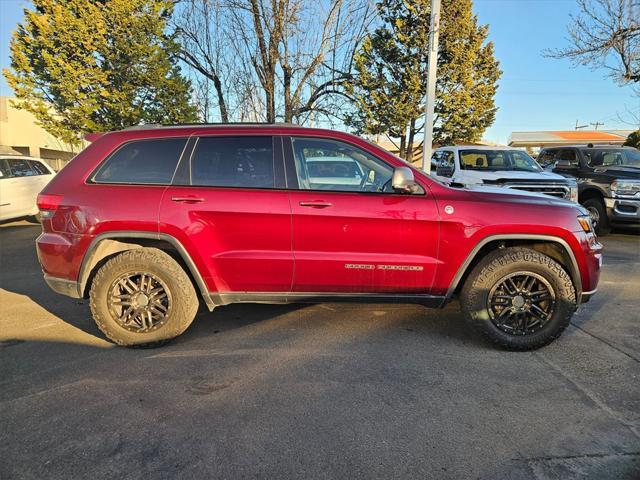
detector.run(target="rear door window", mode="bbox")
[7,158,37,177]
[190,136,274,188]
[28,160,51,175]
[93,138,187,184]
[556,149,579,167]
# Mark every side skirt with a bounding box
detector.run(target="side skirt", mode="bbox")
[210,292,447,308]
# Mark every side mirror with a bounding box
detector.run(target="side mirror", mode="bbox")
[392,167,421,194]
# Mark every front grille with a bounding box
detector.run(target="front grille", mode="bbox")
[505,184,570,199]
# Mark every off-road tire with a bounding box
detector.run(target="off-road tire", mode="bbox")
[90,248,198,347]
[460,247,576,351]
[582,197,611,236]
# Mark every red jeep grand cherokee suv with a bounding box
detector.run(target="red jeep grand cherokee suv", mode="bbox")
[36,125,602,349]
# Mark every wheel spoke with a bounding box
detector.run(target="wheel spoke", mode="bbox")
[108,272,171,333]
[530,304,549,319]
[488,271,555,336]
[506,278,518,294]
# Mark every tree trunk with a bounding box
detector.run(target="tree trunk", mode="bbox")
[406,119,416,162]
[283,65,292,123]
[212,76,228,123]
[399,135,406,159]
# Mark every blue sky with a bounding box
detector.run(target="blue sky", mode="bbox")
[1,0,638,144]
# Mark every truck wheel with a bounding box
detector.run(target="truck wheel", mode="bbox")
[582,198,610,236]
[89,248,198,347]
[460,247,576,351]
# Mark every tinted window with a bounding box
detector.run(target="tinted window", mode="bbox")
[292,137,393,192]
[8,158,37,177]
[0,159,10,178]
[434,151,455,177]
[537,150,556,166]
[29,160,50,175]
[190,136,274,188]
[94,138,187,184]
[582,148,640,167]
[430,152,441,172]
[557,149,579,166]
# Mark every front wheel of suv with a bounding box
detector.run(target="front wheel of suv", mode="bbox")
[89,248,198,347]
[460,247,576,351]
[582,197,611,236]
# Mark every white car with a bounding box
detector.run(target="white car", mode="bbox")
[430,146,578,202]
[0,155,56,222]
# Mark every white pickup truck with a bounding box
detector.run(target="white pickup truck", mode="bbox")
[430,146,578,202]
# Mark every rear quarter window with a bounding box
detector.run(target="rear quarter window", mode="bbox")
[93,138,187,185]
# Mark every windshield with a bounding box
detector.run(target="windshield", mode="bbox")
[459,149,542,172]
[582,148,640,168]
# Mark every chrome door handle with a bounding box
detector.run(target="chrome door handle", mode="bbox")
[171,196,204,203]
[299,201,333,208]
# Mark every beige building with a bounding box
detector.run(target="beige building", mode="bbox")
[0,96,80,171]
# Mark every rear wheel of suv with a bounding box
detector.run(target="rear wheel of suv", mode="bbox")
[582,198,611,236]
[460,247,576,351]
[89,248,198,347]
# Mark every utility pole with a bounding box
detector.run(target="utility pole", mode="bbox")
[421,0,441,173]
[575,120,588,130]
[590,121,604,130]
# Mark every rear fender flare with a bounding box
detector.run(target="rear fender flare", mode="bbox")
[78,231,215,310]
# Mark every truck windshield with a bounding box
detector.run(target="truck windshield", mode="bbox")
[582,148,640,168]
[459,149,541,172]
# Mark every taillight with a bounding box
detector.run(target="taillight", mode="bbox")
[36,193,63,219]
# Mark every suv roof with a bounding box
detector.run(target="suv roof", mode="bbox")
[541,144,634,150]
[437,145,524,152]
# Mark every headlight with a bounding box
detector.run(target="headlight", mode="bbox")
[611,179,640,198]
[569,185,578,203]
[577,214,593,233]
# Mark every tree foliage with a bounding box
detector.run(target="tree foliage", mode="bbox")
[548,0,639,85]
[4,0,197,146]
[624,130,640,147]
[346,0,501,160]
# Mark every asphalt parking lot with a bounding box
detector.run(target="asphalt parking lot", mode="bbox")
[1,221,638,479]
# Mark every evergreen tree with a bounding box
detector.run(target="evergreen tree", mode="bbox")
[4,0,197,146]
[624,130,640,148]
[346,0,501,160]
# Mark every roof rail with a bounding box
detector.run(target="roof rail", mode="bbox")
[121,122,300,131]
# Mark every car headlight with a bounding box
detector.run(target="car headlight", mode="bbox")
[611,179,640,198]
[577,214,593,233]
[567,181,578,202]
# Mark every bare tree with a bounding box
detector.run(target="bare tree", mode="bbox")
[173,0,231,122]
[174,0,374,123]
[547,0,640,84]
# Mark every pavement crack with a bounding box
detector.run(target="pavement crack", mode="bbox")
[520,451,640,462]
[569,321,639,363]
[535,353,640,440]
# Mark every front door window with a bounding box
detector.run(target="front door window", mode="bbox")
[291,137,394,193]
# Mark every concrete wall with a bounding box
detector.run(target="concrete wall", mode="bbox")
[0,96,80,171]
